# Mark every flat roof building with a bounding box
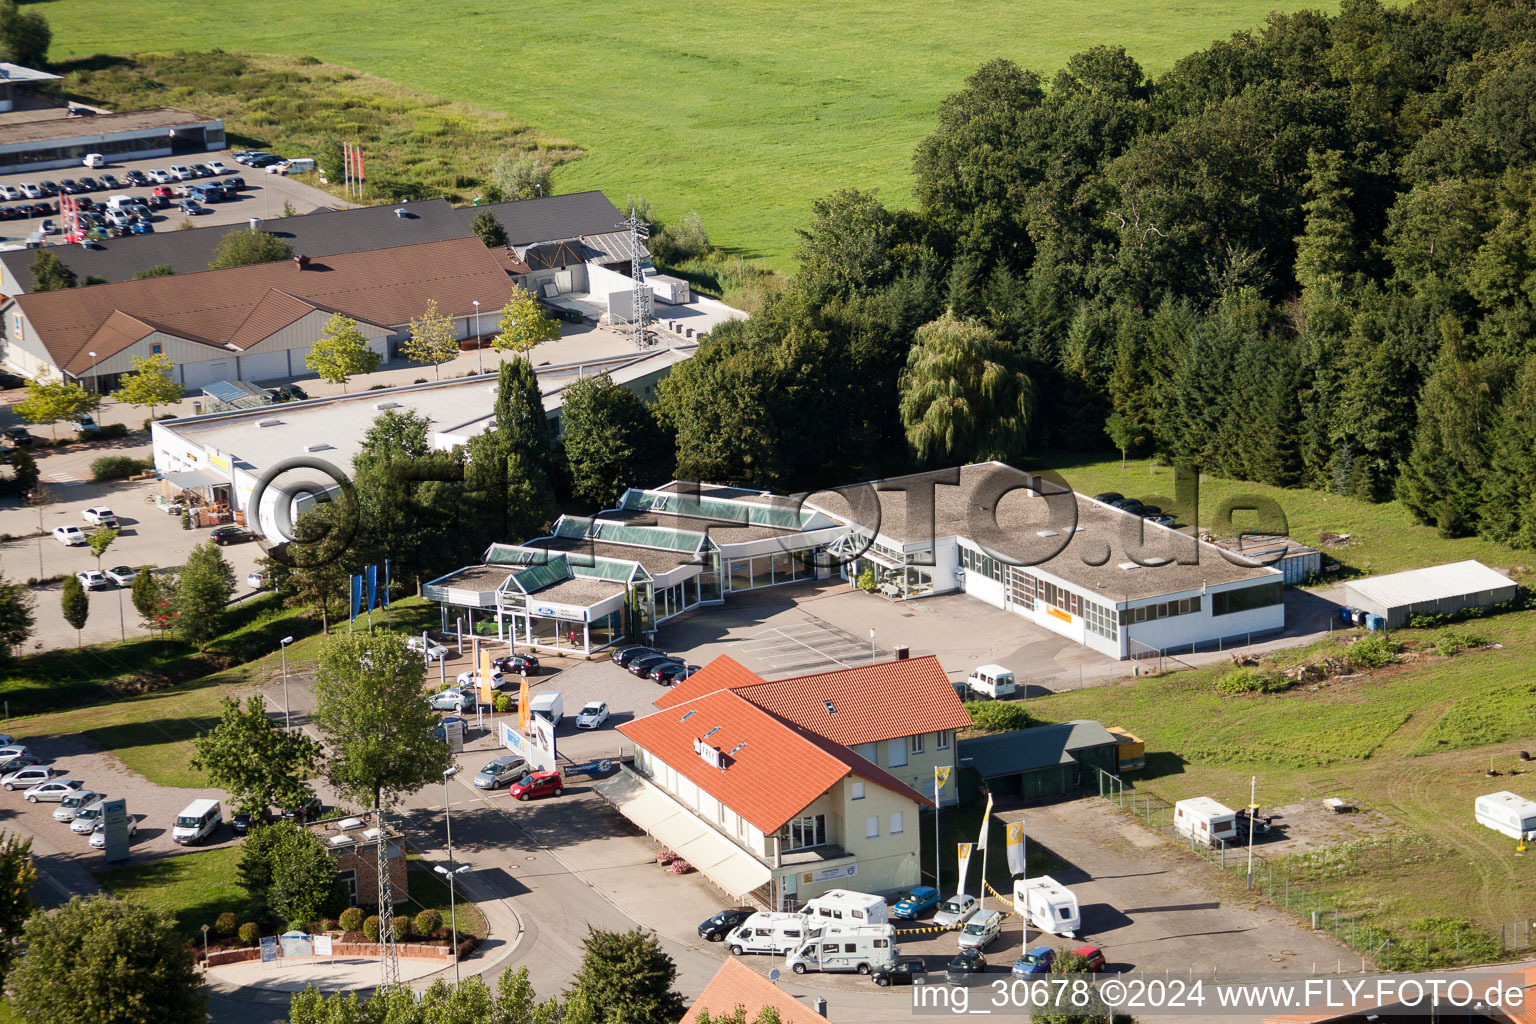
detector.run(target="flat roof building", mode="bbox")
[1343,560,1518,629]
[0,104,224,175]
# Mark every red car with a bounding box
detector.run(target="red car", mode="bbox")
[152,185,174,198]
[509,770,563,801]
[1075,946,1106,972]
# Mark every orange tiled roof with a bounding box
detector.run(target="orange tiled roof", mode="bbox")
[617,689,931,834]
[656,654,971,746]
[682,958,832,1024]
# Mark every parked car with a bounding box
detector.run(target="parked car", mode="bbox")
[281,793,322,822]
[697,908,755,942]
[3,765,66,790]
[39,218,57,234]
[249,154,283,168]
[4,426,34,446]
[98,173,123,189]
[575,701,610,730]
[169,165,194,181]
[53,525,87,546]
[82,506,118,527]
[0,756,40,773]
[645,659,688,682]
[53,789,103,822]
[191,163,216,178]
[24,778,83,803]
[230,809,272,835]
[123,169,149,186]
[178,199,206,215]
[406,635,448,660]
[492,652,539,676]
[89,817,137,848]
[76,570,111,591]
[455,670,506,691]
[933,893,980,928]
[473,755,528,790]
[267,383,308,402]
[1074,946,1107,972]
[1092,491,1124,504]
[0,744,29,759]
[946,948,987,985]
[210,526,254,545]
[225,175,247,190]
[247,570,268,590]
[207,160,230,175]
[0,184,19,200]
[1011,946,1055,976]
[891,886,942,920]
[509,770,563,801]
[873,958,928,987]
[69,798,109,833]
[37,181,59,196]
[958,909,1003,951]
[611,645,658,668]
[57,179,83,195]
[428,688,472,712]
[78,176,103,192]
[104,565,139,587]
[146,168,172,184]
[234,151,272,165]
[628,654,675,678]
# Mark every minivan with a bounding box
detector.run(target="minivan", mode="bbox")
[173,798,222,844]
[967,664,1016,699]
[54,788,103,822]
[473,754,527,790]
[82,153,105,168]
[272,157,315,175]
[957,909,1003,951]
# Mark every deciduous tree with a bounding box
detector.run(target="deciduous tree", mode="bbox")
[236,821,344,925]
[15,370,100,439]
[403,299,460,379]
[305,313,381,391]
[558,372,671,505]
[0,830,34,977]
[87,527,117,570]
[10,894,205,1024]
[898,313,1035,465]
[28,250,75,292]
[112,352,184,417]
[209,228,294,270]
[491,285,560,355]
[0,571,35,664]
[565,927,685,1024]
[191,695,322,817]
[60,575,88,646]
[491,153,552,201]
[174,542,235,649]
[0,0,49,68]
[132,264,175,280]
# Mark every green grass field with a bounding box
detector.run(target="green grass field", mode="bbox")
[1035,453,1536,582]
[1030,617,1536,947]
[43,0,1328,266]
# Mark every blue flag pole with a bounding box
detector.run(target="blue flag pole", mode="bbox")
[366,564,377,629]
[383,559,392,627]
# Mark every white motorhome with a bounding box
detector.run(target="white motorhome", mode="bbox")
[1014,875,1081,936]
[966,664,1017,698]
[1475,791,1536,840]
[1174,797,1238,845]
[801,888,889,926]
[785,923,897,975]
[725,912,816,956]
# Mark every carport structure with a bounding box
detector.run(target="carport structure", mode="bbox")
[957,720,1119,802]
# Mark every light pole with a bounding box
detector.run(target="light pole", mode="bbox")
[443,765,459,865]
[87,350,98,395]
[201,923,209,967]
[869,628,876,662]
[473,300,481,374]
[433,863,471,986]
[279,636,295,728]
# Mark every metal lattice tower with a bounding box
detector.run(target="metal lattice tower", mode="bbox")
[374,809,401,989]
[629,207,651,349]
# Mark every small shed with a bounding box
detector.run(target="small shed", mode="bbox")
[957,720,1120,802]
[1344,560,1518,629]
[1212,534,1321,585]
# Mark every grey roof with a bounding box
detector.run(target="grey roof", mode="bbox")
[517,238,586,272]
[2,190,629,291]
[957,720,1117,777]
[1344,560,1517,610]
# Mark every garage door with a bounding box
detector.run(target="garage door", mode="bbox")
[181,359,232,388]
[238,350,290,382]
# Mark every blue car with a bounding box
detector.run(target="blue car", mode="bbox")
[890,885,941,920]
[1012,946,1055,977]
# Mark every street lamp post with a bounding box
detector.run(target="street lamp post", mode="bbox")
[433,863,471,986]
[279,636,295,728]
[473,300,481,374]
[88,350,98,395]
[201,923,209,967]
[443,765,459,864]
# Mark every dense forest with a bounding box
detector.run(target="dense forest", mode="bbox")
[652,0,1536,550]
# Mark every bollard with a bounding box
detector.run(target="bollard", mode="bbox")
[1312,911,1318,930]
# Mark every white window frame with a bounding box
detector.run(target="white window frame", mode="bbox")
[910,733,925,755]
[851,781,866,800]
[937,730,950,750]
[889,811,904,834]
[887,738,907,768]
[865,816,879,839]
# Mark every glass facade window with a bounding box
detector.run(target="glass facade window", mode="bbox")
[780,814,826,850]
[1212,582,1283,616]
[751,556,773,588]
[960,545,1005,583]
[1084,600,1118,641]
[1122,596,1203,625]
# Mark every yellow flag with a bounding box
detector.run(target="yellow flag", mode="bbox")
[518,676,531,733]
[934,766,952,791]
[478,647,495,708]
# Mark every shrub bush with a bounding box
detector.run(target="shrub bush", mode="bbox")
[963,700,1032,732]
[856,568,877,592]
[338,907,364,932]
[237,922,260,946]
[215,911,238,937]
[1432,627,1488,656]
[414,909,442,936]
[92,422,130,441]
[322,918,339,933]
[1214,666,1293,695]
[90,455,154,481]
[391,916,410,941]
[286,917,309,934]
[1348,633,1401,669]
[494,692,514,713]
[362,915,381,941]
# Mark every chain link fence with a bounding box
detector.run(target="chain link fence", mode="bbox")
[1096,769,1532,969]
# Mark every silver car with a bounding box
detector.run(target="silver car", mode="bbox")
[24,778,83,803]
[54,789,103,821]
[2,765,65,790]
[473,755,528,790]
[933,893,980,928]
[70,798,108,833]
[89,817,137,848]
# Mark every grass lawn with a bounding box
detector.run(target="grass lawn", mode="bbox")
[42,0,1328,267]
[96,845,248,938]
[1034,453,1536,582]
[403,862,488,941]
[1027,616,1536,950]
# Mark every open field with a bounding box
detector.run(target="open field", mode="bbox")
[44,0,1330,266]
[96,845,247,937]
[1035,453,1536,582]
[1029,617,1536,952]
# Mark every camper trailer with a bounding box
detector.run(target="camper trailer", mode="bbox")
[801,889,889,926]
[785,923,897,975]
[725,912,817,956]
[1475,791,1536,841]
[1014,876,1081,937]
[1173,797,1238,845]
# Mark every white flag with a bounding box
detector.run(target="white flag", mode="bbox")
[977,792,994,850]
[1005,821,1026,876]
[956,842,974,896]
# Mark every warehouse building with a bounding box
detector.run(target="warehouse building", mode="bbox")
[956,721,1120,802]
[1210,534,1322,585]
[0,104,224,175]
[1343,560,1519,629]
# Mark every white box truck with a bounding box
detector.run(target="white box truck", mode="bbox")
[801,888,889,926]
[726,912,817,955]
[1174,797,1238,845]
[966,664,1017,698]
[529,691,564,728]
[785,923,897,975]
[1475,791,1536,840]
[1014,875,1081,936]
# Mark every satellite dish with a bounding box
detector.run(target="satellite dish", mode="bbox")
[768,968,781,983]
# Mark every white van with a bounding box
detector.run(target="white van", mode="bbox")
[786,924,896,975]
[801,888,889,926]
[173,798,222,845]
[1475,791,1536,840]
[276,157,316,175]
[967,664,1017,698]
[83,153,105,168]
[726,912,815,956]
[105,194,138,211]
[1014,875,1081,936]
[1174,797,1238,845]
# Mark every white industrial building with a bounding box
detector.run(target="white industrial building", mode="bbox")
[1343,560,1519,629]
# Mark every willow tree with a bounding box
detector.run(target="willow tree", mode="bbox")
[898,313,1036,465]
